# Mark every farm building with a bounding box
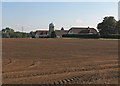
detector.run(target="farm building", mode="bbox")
[35,23,68,38]
[55,28,68,38]
[35,30,49,38]
[68,27,98,35]
[35,23,54,38]
[35,23,99,38]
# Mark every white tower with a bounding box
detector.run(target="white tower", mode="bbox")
[49,23,55,37]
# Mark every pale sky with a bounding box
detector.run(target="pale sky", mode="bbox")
[2,2,118,32]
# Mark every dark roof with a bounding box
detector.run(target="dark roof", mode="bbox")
[68,27,98,34]
[79,29,90,33]
[49,23,54,26]
[69,27,89,31]
[68,27,88,33]
[61,27,64,30]
[35,30,49,35]
[70,27,89,29]
[55,30,68,36]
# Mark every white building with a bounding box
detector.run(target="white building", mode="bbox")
[35,23,55,38]
[35,23,99,38]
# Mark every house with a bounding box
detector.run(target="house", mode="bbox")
[55,27,68,38]
[68,27,98,35]
[35,23,99,38]
[35,23,55,38]
[35,30,49,38]
[35,23,68,38]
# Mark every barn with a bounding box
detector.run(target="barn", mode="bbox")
[55,28,68,38]
[68,27,98,35]
[35,30,49,38]
[35,23,99,38]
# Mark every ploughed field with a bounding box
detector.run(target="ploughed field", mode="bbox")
[2,38,119,84]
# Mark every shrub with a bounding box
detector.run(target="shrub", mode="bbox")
[100,34,120,39]
[62,33,100,39]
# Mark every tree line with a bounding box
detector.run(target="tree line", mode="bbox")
[97,16,120,35]
[1,27,36,38]
[1,16,120,38]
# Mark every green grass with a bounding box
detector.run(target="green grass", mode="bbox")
[98,38,119,40]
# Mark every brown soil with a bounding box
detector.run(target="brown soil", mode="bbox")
[2,38,119,84]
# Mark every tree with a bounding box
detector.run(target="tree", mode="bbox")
[97,16,117,35]
[2,27,15,38]
[14,32,23,38]
[116,20,120,34]
[1,27,34,38]
[30,31,36,38]
[51,31,56,38]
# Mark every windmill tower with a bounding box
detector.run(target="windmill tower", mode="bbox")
[49,23,55,37]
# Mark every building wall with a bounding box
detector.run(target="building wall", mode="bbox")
[35,26,99,38]
[35,31,49,38]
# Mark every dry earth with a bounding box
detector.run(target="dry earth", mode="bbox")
[2,38,119,84]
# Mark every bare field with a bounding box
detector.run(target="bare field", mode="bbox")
[2,38,119,84]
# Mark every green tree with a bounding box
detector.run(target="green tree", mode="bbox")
[116,20,120,34]
[1,27,32,38]
[14,32,23,38]
[2,27,15,38]
[30,31,36,38]
[97,16,117,35]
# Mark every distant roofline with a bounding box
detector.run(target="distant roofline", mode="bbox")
[68,27,98,32]
[55,30,68,31]
[69,27,88,31]
[70,27,91,29]
[36,30,49,32]
[70,27,97,30]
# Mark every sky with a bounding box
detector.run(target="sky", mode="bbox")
[2,2,118,32]
[118,1,120,20]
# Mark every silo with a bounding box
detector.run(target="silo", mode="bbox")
[49,23,55,37]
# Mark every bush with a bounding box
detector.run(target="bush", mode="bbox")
[100,34,120,39]
[62,33,100,39]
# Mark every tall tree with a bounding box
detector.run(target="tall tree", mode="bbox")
[97,16,117,35]
[116,20,120,34]
[30,31,36,38]
[2,27,15,38]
